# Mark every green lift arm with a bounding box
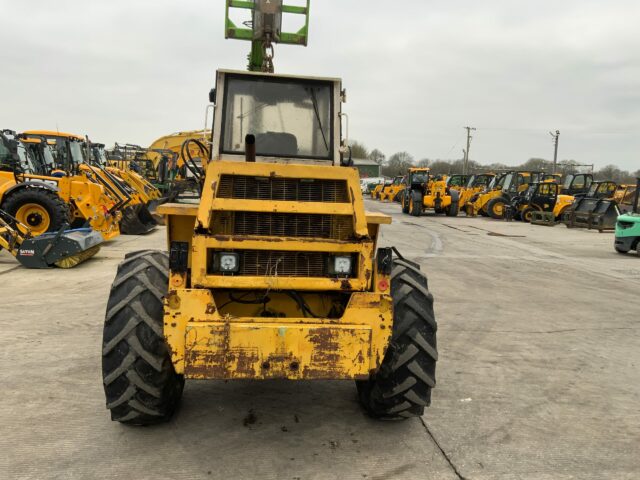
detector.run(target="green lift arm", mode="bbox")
[225,0,310,72]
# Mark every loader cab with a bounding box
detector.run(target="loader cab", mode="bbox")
[466,174,493,190]
[407,169,430,191]
[20,138,57,176]
[587,181,617,199]
[562,173,593,196]
[88,143,109,168]
[446,174,467,189]
[0,133,36,174]
[22,132,85,174]
[526,182,558,211]
[211,70,343,166]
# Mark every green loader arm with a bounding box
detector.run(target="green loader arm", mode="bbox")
[225,0,310,72]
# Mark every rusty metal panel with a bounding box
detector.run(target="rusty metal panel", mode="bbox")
[163,289,393,378]
[183,323,372,380]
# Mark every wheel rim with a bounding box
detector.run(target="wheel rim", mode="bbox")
[525,210,532,222]
[410,198,414,211]
[15,203,50,235]
[494,202,504,216]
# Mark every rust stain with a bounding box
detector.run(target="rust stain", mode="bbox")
[205,303,216,314]
[340,279,352,290]
[303,329,343,379]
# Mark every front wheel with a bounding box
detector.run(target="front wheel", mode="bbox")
[357,258,437,419]
[401,193,410,214]
[521,207,535,223]
[487,197,507,219]
[102,250,184,425]
[2,188,71,236]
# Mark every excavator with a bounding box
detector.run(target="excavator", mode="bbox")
[100,0,437,425]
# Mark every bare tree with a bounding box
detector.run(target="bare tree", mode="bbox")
[369,149,386,165]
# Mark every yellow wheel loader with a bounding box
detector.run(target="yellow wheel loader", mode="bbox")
[467,171,540,218]
[458,173,495,213]
[370,180,386,199]
[400,168,460,216]
[0,132,121,241]
[101,1,437,424]
[510,182,575,223]
[378,175,405,202]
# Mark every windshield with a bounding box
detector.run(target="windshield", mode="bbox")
[411,172,428,184]
[69,141,85,164]
[563,175,574,188]
[91,146,108,166]
[222,75,333,160]
[16,144,35,173]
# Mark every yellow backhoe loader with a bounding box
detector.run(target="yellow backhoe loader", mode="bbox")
[0,131,121,241]
[101,1,437,425]
[23,131,156,235]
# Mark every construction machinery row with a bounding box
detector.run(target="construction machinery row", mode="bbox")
[0,129,167,268]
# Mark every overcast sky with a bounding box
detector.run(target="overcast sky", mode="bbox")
[1,0,638,170]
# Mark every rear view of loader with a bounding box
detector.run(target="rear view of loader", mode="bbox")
[100,0,438,424]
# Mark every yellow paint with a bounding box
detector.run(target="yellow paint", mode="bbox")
[161,160,394,380]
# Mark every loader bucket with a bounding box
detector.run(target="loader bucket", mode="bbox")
[15,228,103,269]
[564,198,619,231]
[147,197,169,225]
[119,204,157,235]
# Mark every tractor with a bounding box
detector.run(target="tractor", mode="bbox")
[101,0,437,424]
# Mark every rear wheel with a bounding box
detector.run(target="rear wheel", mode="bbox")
[102,250,184,425]
[357,258,437,419]
[409,192,423,217]
[445,201,459,217]
[2,188,70,236]
[614,246,629,254]
[487,197,507,219]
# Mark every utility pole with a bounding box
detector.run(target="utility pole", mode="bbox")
[550,130,560,174]
[463,126,476,175]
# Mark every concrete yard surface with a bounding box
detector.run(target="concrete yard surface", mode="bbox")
[1,199,639,479]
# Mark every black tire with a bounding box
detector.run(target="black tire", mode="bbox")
[409,191,423,217]
[487,197,507,219]
[102,250,184,425]
[445,202,459,217]
[401,193,410,214]
[357,259,437,419]
[614,246,629,254]
[521,207,535,223]
[2,187,70,234]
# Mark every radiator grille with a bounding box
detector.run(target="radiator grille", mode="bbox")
[211,250,331,277]
[213,212,354,240]
[217,175,350,203]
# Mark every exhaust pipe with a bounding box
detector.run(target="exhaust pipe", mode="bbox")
[245,134,256,163]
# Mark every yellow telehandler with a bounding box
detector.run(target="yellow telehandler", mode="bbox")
[101,1,437,424]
